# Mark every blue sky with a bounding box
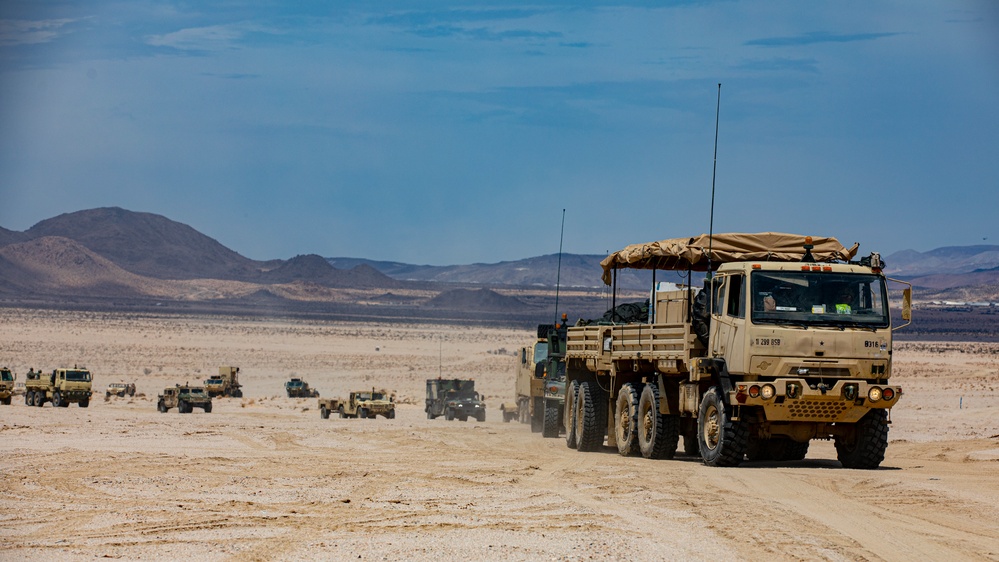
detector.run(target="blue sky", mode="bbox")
[1,1,997,265]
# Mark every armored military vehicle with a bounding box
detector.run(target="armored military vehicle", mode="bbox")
[560,233,911,469]
[204,366,243,398]
[157,384,213,413]
[514,326,551,431]
[285,377,319,398]
[319,389,395,419]
[24,367,93,408]
[426,378,486,422]
[106,382,136,398]
[0,368,14,405]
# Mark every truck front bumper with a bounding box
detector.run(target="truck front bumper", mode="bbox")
[730,378,900,423]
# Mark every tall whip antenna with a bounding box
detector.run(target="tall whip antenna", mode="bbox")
[707,83,721,278]
[554,208,566,324]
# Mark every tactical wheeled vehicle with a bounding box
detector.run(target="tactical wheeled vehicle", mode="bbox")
[24,368,93,408]
[560,233,911,469]
[205,366,243,398]
[106,382,136,398]
[157,384,213,413]
[0,368,14,405]
[285,377,319,398]
[319,389,395,419]
[426,378,486,422]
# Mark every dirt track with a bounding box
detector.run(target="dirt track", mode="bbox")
[2,308,998,560]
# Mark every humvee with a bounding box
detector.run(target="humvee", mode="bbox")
[319,389,395,419]
[426,378,486,422]
[285,377,319,398]
[106,382,136,398]
[157,384,213,413]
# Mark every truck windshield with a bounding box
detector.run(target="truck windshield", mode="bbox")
[1,370,12,381]
[751,271,889,329]
[65,370,91,381]
[533,342,548,364]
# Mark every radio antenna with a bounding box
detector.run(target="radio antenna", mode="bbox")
[554,208,566,324]
[707,83,721,278]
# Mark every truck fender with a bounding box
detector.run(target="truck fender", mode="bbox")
[700,358,734,410]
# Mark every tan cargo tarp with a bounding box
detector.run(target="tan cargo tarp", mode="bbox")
[600,232,859,285]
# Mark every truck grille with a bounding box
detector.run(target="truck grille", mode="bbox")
[786,399,850,420]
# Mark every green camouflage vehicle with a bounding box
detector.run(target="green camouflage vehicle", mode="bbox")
[0,368,14,405]
[285,377,319,398]
[25,368,93,408]
[157,384,213,413]
[426,378,486,422]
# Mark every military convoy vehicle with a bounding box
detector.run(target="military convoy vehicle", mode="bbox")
[426,378,486,422]
[285,377,319,398]
[24,368,94,408]
[560,233,911,469]
[205,366,243,398]
[157,384,213,413]
[318,389,395,419]
[0,368,14,405]
[513,327,551,431]
[106,382,136,398]
[538,320,568,438]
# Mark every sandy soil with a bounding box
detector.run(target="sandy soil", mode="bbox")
[1,308,998,561]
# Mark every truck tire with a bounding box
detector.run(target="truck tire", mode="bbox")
[359,408,368,419]
[475,411,485,423]
[25,391,33,406]
[321,406,329,419]
[615,383,641,456]
[530,397,544,433]
[542,400,559,438]
[835,409,888,469]
[79,399,89,408]
[697,386,748,467]
[339,406,346,419]
[564,380,579,449]
[204,402,212,413]
[158,401,167,413]
[233,389,243,398]
[637,383,678,460]
[52,391,63,408]
[575,381,606,452]
[387,410,396,419]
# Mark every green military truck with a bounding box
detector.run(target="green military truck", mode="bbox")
[426,378,486,422]
[0,368,15,405]
[285,377,319,398]
[205,366,243,398]
[561,233,911,469]
[157,384,213,413]
[319,389,395,419]
[24,368,93,408]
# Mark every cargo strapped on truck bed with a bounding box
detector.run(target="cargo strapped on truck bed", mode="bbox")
[599,232,859,284]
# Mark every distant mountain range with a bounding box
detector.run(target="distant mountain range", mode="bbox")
[1,208,997,315]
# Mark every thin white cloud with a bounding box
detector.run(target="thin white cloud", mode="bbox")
[146,23,253,51]
[0,18,75,47]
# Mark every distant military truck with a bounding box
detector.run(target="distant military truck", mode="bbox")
[106,382,136,398]
[319,389,395,419]
[24,368,93,408]
[157,384,212,413]
[515,326,552,432]
[426,378,486,422]
[205,366,243,398]
[0,368,15,405]
[285,377,319,398]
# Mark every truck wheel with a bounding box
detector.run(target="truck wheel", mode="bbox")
[359,408,368,419]
[530,397,544,433]
[476,411,485,423]
[233,389,243,398]
[697,386,748,467]
[614,383,641,455]
[542,400,560,438]
[388,410,396,420]
[564,380,579,449]
[638,383,678,460]
[180,401,190,414]
[25,391,33,406]
[52,391,63,408]
[575,381,606,452]
[338,406,346,419]
[835,409,888,469]
[106,391,112,398]
[321,406,329,419]
[158,401,167,413]
[79,399,89,408]
[204,402,212,413]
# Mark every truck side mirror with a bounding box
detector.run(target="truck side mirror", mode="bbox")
[902,288,912,322]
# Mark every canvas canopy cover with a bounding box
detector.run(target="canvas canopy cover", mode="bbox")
[600,232,860,285]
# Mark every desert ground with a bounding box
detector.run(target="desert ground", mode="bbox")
[1,307,998,561]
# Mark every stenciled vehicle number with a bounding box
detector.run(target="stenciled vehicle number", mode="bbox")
[754,337,781,346]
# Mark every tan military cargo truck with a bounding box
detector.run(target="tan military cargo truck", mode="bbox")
[0,367,15,405]
[205,366,243,398]
[561,233,911,469]
[24,367,94,408]
[319,389,395,419]
[514,326,551,431]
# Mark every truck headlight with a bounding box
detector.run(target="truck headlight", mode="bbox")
[868,387,882,402]
[761,384,775,400]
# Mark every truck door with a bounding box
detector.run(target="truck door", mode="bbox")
[710,274,748,373]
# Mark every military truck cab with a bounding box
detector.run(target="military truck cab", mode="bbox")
[0,368,15,405]
[24,367,93,408]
